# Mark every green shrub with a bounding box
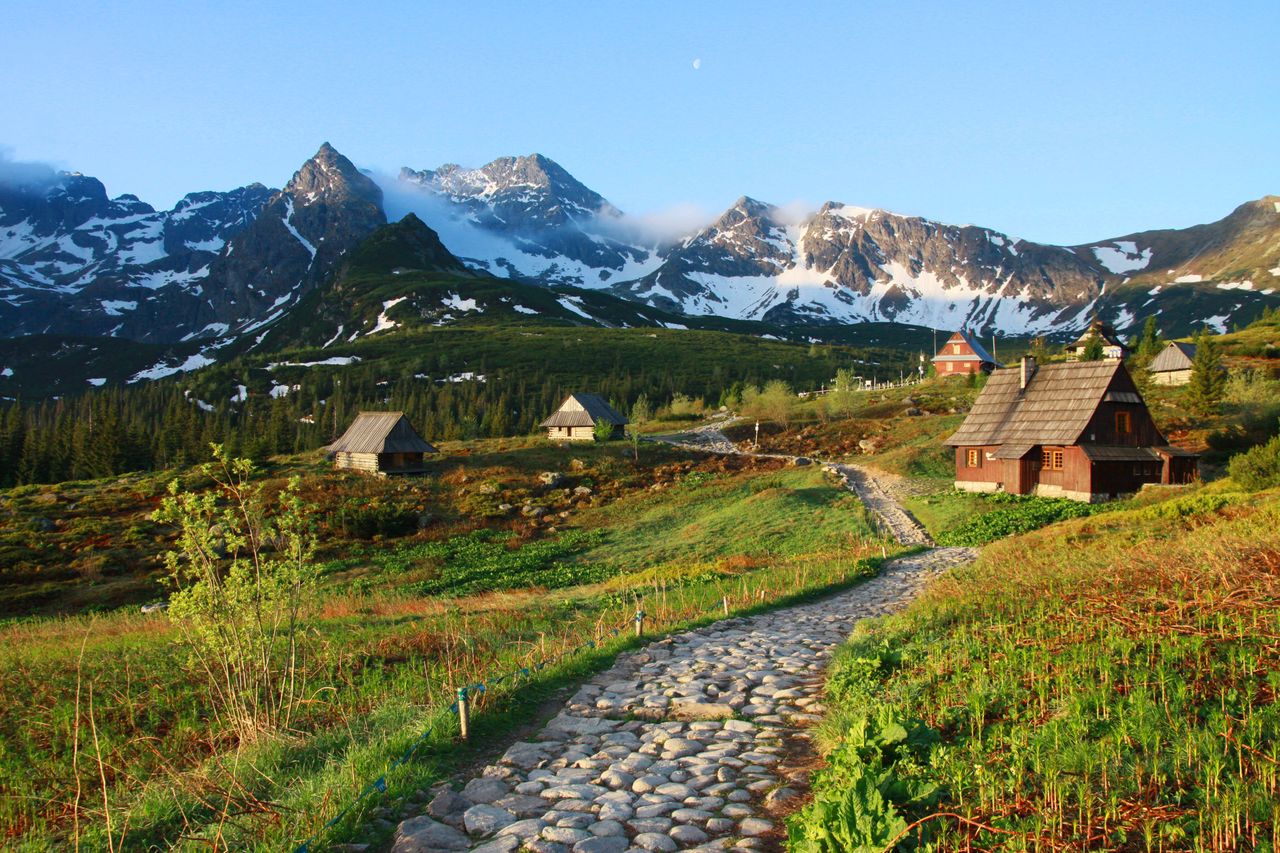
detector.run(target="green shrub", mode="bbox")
[330,501,419,539]
[1228,434,1280,491]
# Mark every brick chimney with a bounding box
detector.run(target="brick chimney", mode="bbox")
[1020,356,1036,390]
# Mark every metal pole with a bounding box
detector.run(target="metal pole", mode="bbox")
[722,595,730,617]
[456,686,470,741]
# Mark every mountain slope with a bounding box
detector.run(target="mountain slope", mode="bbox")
[202,142,386,340]
[0,176,272,339]
[1,144,1276,358]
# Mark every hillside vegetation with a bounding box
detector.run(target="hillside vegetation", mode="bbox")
[0,442,899,851]
[789,483,1280,850]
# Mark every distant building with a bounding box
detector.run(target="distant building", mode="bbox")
[944,358,1198,502]
[931,330,1002,376]
[541,393,627,442]
[1069,318,1130,360]
[327,412,437,476]
[1147,341,1197,385]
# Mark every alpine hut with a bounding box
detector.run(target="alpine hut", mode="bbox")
[1069,318,1130,360]
[931,330,1002,376]
[1147,341,1197,386]
[944,358,1198,502]
[328,412,438,476]
[541,393,627,442]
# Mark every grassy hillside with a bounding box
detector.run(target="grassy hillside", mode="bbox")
[789,483,1280,850]
[0,440,901,851]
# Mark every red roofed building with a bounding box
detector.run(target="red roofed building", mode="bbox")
[931,330,1002,377]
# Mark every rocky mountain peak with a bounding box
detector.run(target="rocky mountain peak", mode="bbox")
[285,143,383,208]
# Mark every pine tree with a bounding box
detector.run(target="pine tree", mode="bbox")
[1186,328,1227,416]
[1080,335,1106,361]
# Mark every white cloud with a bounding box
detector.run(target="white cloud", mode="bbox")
[692,58,702,70]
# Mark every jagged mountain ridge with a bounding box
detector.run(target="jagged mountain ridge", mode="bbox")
[1,143,1277,354]
[0,175,273,339]
[392,160,1279,336]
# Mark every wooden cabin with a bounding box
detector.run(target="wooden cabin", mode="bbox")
[327,412,437,476]
[931,330,1002,376]
[1069,318,1130,360]
[1148,341,1196,385]
[540,393,627,442]
[944,358,1198,502]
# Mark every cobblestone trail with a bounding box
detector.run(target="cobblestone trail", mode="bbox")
[826,465,933,547]
[389,548,975,853]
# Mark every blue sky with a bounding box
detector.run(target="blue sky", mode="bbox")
[2,0,1276,244]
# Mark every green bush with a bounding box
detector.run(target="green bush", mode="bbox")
[330,501,419,539]
[1228,434,1280,491]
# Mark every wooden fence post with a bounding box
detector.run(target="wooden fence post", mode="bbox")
[456,686,470,741]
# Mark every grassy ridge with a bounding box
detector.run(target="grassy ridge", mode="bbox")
[790,487,1280,850]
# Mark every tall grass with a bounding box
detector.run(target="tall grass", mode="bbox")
[790,488,1280,850]
[0,465,893,850]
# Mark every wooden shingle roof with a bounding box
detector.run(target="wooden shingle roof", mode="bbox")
[328,412,438,454]
[540,393,628,428]
[944,361,1129,447]
[1148,341,1196,373]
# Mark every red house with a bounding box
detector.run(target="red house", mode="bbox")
[931,330,1001,376]
[944,358,1198,502]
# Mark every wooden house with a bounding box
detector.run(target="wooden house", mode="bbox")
[931,330,1002,376]
[944,358,1198,502]
[327,412,437,476]
[1148,341,1196,385]
[540,393,627,442]
[1069,318,1130,360]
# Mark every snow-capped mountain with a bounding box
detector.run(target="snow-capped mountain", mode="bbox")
[393,154,657,284]
[1,143,1276,353]
[199,142,386,342]
[385,157,1279,337]
[0,175,272,339]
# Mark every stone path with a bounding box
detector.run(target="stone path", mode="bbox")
[389,551,975,853]
[826,465,932,547]
[387,422,972,853]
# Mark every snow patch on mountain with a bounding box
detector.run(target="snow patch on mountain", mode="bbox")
[1092,241,1152,274]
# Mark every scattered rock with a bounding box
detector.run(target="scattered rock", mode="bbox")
[539,472,566,487]
[427,789,471,820]
[391,816,470,852]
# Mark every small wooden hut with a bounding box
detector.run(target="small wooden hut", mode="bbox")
[540,393,627,442]
[1148,341,1196,385]
[328,412,437,476]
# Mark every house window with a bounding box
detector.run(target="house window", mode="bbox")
[1040,448,1064,470]
[952,343,962,354]
[966,449,980,468]
[1116,411,1131,434]
[946,361,954,372]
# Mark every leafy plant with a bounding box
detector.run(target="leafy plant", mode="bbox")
[936,493,1104,546]
[1228,432,1280,490]
[152,445,319,741]
[593,417,616,443]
